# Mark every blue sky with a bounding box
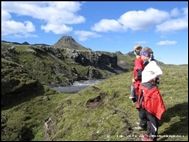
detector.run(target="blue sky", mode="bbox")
[2,1,188,64]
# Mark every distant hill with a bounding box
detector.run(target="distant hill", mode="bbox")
[22,41,30,45]
[54,36,91,51]
[2,40,23,45]
[2,40,51,46]
[32,43,50,46]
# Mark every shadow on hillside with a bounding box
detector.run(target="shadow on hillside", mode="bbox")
[158,102,188,141]
[1,82,45,110]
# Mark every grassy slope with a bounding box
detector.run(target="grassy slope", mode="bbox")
[1,61,188,141]
[50,65,188,141]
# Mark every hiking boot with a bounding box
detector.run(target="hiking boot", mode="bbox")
[133,126,144,131]
[135,122,140,125]
[141,134,153,141]
[134,122,147,131]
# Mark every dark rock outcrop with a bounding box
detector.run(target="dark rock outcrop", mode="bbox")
[87,67,103,79]
[98,53,117,68]
[69,50,118,70]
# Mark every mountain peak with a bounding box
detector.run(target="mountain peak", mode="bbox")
[59,36,76,43]
[54,35,90,51]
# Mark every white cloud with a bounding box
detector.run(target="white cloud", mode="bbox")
[156,7,188,33]
[2,2,85,24]
[41,24,72,34]
[2,9,11,20]
[157,40,177,46]
[2,20,35,36]
[2,8,36,37]
[92,19,123,32]
[2,2,85,35]
[156,18,188,33]
[91,8,169,32]
[92,7,188,33]
[74,30,101,41]
[118,8,169,31]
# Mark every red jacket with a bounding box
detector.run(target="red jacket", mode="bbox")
[137,85,166,120]
[133,57,144,95]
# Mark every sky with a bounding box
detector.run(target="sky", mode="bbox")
[1,1,188,64]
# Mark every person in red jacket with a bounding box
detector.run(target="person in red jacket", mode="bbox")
[130,45,148,132]
[129,45,144,103]
[137,47,166,141]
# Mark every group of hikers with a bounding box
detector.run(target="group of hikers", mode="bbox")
[129,45,166,141]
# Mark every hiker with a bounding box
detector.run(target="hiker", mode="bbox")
[136,47,166,141]
[129,45,144,103]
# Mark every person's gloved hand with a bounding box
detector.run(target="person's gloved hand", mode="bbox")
[132,98,137,103]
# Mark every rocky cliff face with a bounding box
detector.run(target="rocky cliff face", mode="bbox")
[69,50,117,68]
